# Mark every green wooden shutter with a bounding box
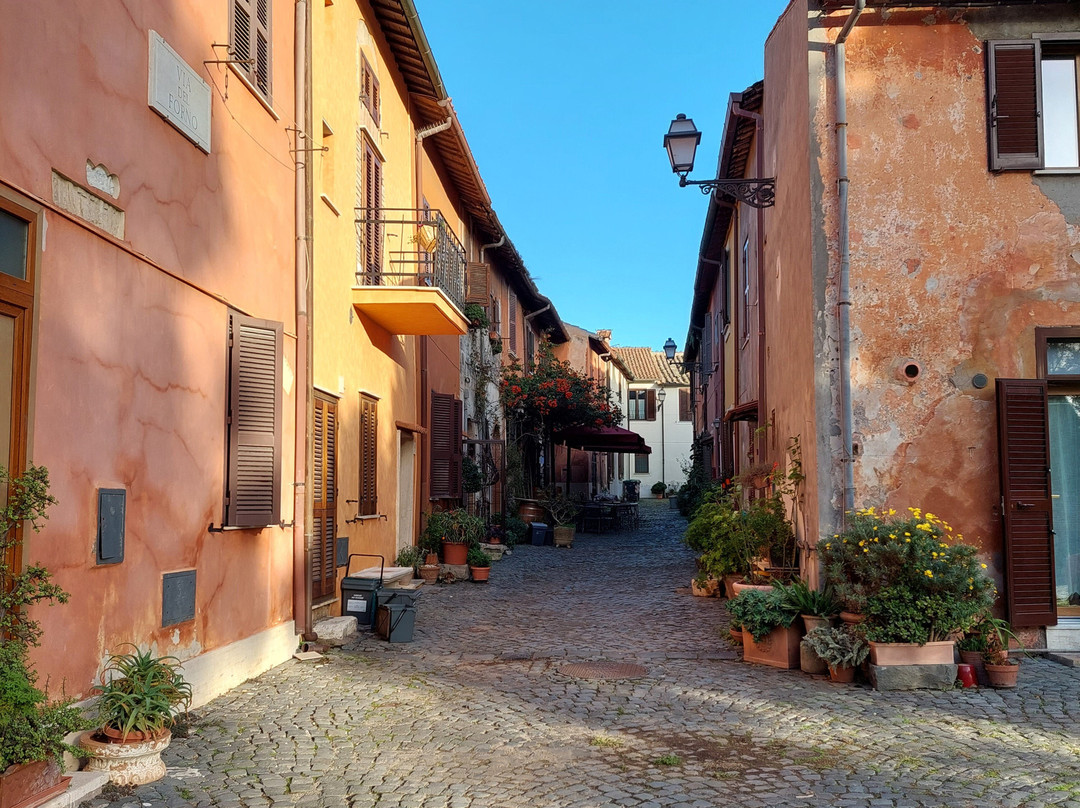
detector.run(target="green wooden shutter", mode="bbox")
[226,313,282,527]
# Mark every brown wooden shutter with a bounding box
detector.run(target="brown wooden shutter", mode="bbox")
[312,396,337,599]
[430,393,462,499]
[363,144,382,285]
[465,262,489,304]
[231,0,271,99]
[996,378,1057,627]
[359,394,378,515]
[361,55,380,127]
[225,313,283,527]
[646,389,657,421]
[679,388,691,422]
[987,40,1043,171]
[508,291,518,355]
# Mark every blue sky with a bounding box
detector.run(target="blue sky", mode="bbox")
[413,1,792,350]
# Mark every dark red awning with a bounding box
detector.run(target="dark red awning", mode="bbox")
[554,425,652,455]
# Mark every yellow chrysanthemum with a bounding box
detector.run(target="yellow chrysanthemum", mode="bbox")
[981,563,988,569]
[924,570,933,577]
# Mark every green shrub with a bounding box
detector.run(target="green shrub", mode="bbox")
[396,546,421,571]
[466,546,491,568]
[650,481,667,496]
[462,303,490,330]
[801,625,869,668]
[726,589,798,642]
[505,516,527,547]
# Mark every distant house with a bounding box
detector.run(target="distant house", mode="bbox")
[682,0,1080,646]
[613,348,692,496]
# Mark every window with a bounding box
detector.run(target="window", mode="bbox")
[678,388,691,422]
[313,394,338,600]
[634,453,649,474]
[525,327,536,369]
[987,37,1080,171]
[742,237,750,338]
[720,248,731,329]
[358,393,377,515]
[360,53,380,127]
[225,313,283,527]
[430,392,463,499]
[230,0,272,100]
[359,139,383,284]
[508,290,518,355]
[1037,326,1080,380]
[628,389,656,421]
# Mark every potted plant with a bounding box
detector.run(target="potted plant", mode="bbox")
[81,646,192,785]
[467,546,492,582]
[691,569,721,598]
[422,509,483,566]
[820,507,995,665]
[982,618,1021,688]
[0,465,87,808]
[801,625,870,683]
[772,579,839,632]
[726,589,801,669]
[651,481,667,499]
[395,546,422,578]
[462,303,489,330]
[538,488,579,548]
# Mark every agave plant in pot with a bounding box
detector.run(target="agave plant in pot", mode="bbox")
[726,589,801,669]
[982,618,1022,688]
[81,646,192,785]
[773,579,839,674]
[801,625,869,683]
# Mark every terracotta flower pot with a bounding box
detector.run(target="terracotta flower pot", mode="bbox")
[729,627,743,644]
[418,564,439,582]
[868,641,955,666]
[801,614,832,633]
[839,611,866,625]
[0,758,70,808]
[441,541,468,565]
[828,663,856,683]
[424,553,439,566]
[470,565,490,582]
[723,574,742,599]
[985,662,1019,688]
[742,625,802,669]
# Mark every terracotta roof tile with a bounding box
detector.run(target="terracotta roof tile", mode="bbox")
[612,347,689,386]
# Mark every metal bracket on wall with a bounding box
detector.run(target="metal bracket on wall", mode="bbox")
[346,513,388,525]
[679,176,776,208]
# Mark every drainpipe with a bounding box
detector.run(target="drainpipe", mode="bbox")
[292,0,313,640]
[836,0,865,517]
[524,302,551,322]
[479,235,505,262]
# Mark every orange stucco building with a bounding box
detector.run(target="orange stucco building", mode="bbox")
[684,0,1080,645]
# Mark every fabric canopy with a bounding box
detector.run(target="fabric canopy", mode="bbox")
[554,425,652,455]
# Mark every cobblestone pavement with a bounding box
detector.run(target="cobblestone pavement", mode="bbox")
[84,499,1080,808]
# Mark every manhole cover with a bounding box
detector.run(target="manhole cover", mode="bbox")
[558,661,649,680]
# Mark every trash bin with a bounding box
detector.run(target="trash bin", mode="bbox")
[529,522,549,546]
[376,601,416,642]
[622,480,641,502]
[340,553,385,629]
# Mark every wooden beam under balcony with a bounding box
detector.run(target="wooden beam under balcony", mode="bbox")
[351,286,469,336]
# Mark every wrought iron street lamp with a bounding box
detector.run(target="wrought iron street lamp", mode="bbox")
[663,337,713,380]
[663,114,775,209]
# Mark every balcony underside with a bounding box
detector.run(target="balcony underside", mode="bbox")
[351,286,469,336]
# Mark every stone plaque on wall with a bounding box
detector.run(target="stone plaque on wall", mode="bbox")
[148,30,211,153]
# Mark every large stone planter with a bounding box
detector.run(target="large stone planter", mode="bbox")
[0,759,70,808]
[731,581,773,597]
[742,624,802,669]
[868,641,955,666]
[81,730,171,786]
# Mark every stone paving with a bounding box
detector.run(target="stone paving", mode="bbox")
[83,499,1080,808]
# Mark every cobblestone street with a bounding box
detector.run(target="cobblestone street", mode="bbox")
[86,499,1080,808]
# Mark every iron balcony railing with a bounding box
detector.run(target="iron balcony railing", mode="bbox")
[355,207,466,310]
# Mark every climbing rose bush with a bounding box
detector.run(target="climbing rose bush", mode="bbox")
[499,337,622,434]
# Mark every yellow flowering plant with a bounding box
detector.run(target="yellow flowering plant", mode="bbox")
[818,507,995,644]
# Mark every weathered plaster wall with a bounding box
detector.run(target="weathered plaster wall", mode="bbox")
[2,1,298,696]
[814,7,1080,575]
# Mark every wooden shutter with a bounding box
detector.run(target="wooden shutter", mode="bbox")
[679,388,691,421]
[232,0,271,99]
[361,54,380,127]
[646,389,657,421]
[508,291,518,355]
[987,40,1043,171]
[359,394,378,515]
[312,396,337,600]
[225,313,282,527]
[430,392,462,499]
[465,262,489,304]
[996,378,1057,627]
[363,144,382,285]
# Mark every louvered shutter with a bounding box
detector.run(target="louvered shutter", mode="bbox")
[679,388,691,421]
[231,0,271,99]
[987,40,1043,171]
[465,263,489,304]
[363,144,383,285]
[996,378,1057,627]
[451,398,463,498]
[312,396,337,599]
[508,291,518,355]
[361,55,380,127]
[646,389,657,421]
[359,394,378,515]
[225,313,282,527]
[430,393,462,499]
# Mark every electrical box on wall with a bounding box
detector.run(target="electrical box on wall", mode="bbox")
[96,488,126,565]
[162,570,196,627]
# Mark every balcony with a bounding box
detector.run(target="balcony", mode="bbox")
[351,208,469,336]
